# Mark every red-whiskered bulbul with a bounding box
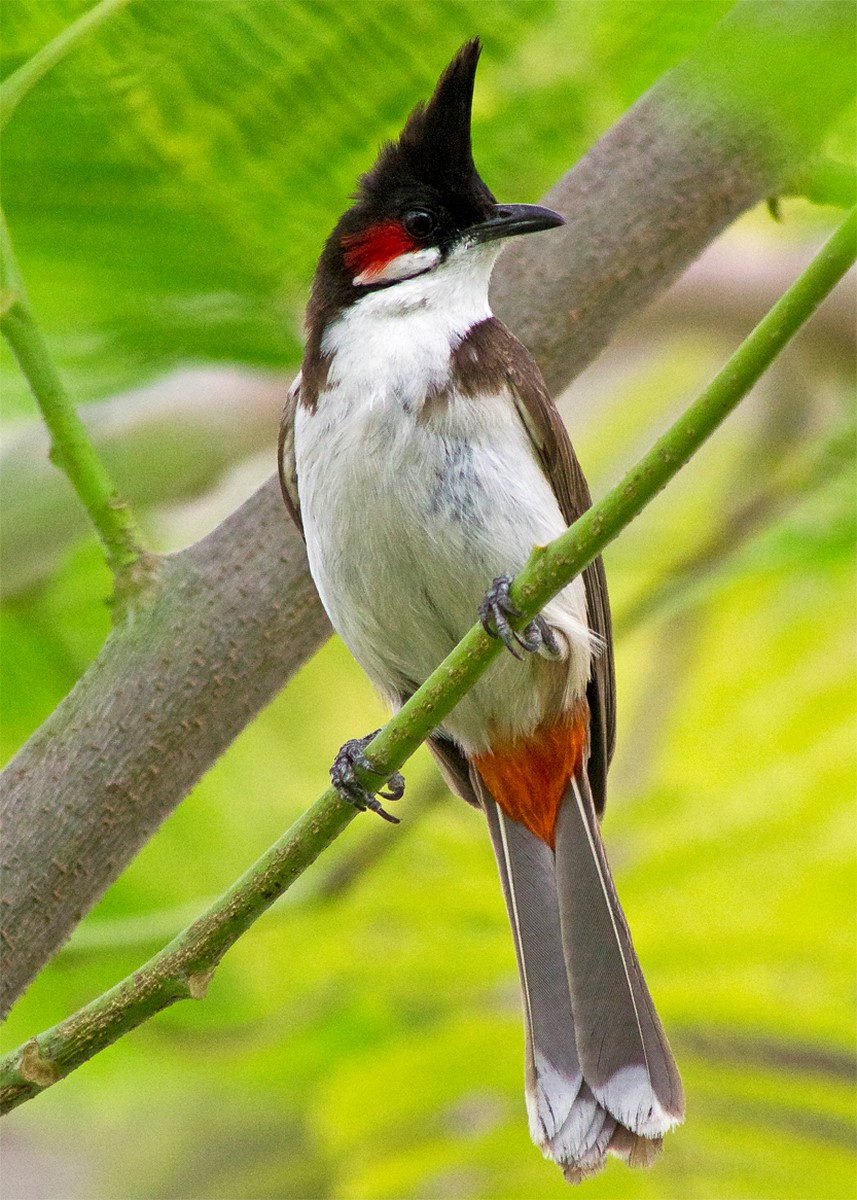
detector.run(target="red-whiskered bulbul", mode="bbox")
[279,39,684,1184]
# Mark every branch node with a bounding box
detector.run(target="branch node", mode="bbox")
[110,551,164,623]
[1,207,151,607]
[17,1040,58,1087]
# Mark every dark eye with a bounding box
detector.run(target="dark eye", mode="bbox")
[402,209,437,240]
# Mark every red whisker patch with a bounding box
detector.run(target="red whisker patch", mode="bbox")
[342,220,418,281]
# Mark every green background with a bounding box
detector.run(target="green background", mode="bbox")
[1,3,854,1198]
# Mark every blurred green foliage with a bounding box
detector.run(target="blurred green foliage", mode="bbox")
[1,0,740,409]
[1,2,855,1199]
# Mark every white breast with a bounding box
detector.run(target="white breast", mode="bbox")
[294,248,594,755]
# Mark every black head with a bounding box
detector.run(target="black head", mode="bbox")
[355,38,496,251]
[306,39,563,334]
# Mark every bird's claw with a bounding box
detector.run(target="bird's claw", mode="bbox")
[479,575,560,660]
[330,731,404,824]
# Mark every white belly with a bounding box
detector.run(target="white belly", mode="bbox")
[295,378,594,756]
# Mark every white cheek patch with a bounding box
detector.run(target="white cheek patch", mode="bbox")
[353,246,441,287]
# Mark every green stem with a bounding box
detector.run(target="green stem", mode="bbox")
[0,209,154,613]
[0,0,133,129]
[1,207,854,1115]
[360,207,857,777]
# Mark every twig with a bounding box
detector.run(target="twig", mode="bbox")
[0,210,155,615]
[0,0,150,613]
[2,206,853,1115]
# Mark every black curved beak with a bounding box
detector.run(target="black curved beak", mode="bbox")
[467,203,565,245]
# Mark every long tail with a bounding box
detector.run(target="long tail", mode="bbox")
[477,769,684,1183]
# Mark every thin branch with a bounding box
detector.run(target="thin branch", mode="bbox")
[62,398,839,957]
[2,207,853,1115]
[0,210,154,614]
[354,209,857,780]
[3,0,853,1020]
[0,0,146,607]
[0,0,132,129]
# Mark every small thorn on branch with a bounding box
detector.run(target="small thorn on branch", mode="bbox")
[186,967,217,1000]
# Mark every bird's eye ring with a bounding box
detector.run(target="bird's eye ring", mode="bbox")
[402,209,437,240]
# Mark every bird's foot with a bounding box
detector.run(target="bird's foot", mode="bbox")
[479,575,561,661]
[330,730,404,824]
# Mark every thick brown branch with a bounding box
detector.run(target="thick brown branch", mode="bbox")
[1,486,330,1016]
[1,0,852,1016]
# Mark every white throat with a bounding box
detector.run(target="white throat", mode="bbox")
[321,241,503,404]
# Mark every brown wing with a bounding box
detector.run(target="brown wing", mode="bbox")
[453,318,615,814]
[427,733,481,808]
[278,375,304,539]
[510,373,615,815]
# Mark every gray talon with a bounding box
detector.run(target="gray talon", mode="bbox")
[379,771,406,802]
[479,575,557,660]
[330,731,403,824]
[479,574,524,658]
[520,614,562,658]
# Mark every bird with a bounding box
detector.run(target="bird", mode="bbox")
[278,38,684,1184]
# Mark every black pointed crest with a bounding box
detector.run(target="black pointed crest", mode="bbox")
[304,40,496,343]
[399,38,482,187]
[358,39,495,213]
